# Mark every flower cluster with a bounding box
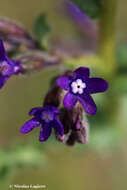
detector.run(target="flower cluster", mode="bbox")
[0,16,109,146]
[20,67,108,144]
[0,37,108,145]
[0,40,22,88]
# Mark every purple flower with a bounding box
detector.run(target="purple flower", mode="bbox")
[56,67,108,115]
[0,40,22,88]
[66,0,88,26]
[20,105,64,142]
[65,0,97,39]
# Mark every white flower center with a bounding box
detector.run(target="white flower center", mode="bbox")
[14,66,19,73]
[71,79,86,94]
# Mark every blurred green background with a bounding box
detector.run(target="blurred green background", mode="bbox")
[0,0,127,190]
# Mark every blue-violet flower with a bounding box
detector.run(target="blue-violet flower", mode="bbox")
[56,67,108,115]
[66,0,89,26]
[0,40,22,88]
[20,105,64,141]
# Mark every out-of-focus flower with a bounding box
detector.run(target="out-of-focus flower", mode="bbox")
[16,50,62,74]
[65,0,98,36]
[0,17,39,49]
[55,103,89,146]
[66,0,89,26]
[20,105,64,142]
[2,40,19,52]
[56,67,108,115]
[0,40,22,88]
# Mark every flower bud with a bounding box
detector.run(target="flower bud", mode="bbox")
[55,103,89,146]
[0,17,38,49]
[43,85,63,107]
[16,51,61,74]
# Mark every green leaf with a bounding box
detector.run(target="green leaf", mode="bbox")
[71,0,101,19]
[34,13,51,48]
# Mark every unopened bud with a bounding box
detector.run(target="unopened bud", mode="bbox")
[55,103,89,146]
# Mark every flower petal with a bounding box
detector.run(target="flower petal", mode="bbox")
[81,82,86,88]
[78,88,83,94]
[29,107,43,116]
[52,118,64,136]
[76,79,82,85]
[20,119,40,134]
[72,85,78,93]
[51,107,61,115]
[39,125,52,141]
[87,78,108,94]
[78,94,97,115]
[44,105,61,115]
[0,40,6,61]
[63,92,77,110]
[56,76,71,90]
[71,81,77,88]
[74,67,90,79]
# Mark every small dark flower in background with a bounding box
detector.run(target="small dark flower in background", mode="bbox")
[56,67,108,115]
[20,105,64,142]
[0,40,22,88]
[55,103,89,146]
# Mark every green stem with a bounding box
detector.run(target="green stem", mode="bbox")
[99,0,120,124]
[99,0,118,75]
